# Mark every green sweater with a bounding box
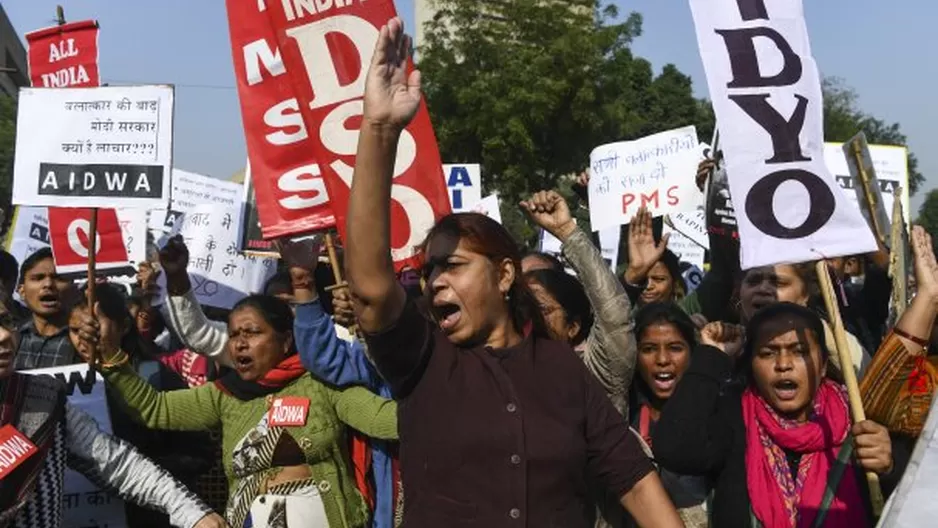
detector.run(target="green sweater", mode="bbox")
[103,365,398,528]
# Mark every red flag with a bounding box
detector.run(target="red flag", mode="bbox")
[47,208,129,275]
[25,20,100,88]
[223,2,336,240]
[263,1,452,270]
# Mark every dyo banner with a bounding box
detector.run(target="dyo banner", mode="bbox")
[688,0,876,269]
[223,1,336,240]
[25,20,100,88]
[265,2,452,268]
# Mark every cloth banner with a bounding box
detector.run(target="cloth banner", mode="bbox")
[689,0,876,268]
[25,20,100,89]
[24,364,127,528]
[588,126,701,232]
[265,1,452,270]
[223,0,336,239]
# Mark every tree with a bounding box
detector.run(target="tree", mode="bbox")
[917,189,938,241]
[418,0,713,243]
[822,77,923,195]
[0,96,15,234]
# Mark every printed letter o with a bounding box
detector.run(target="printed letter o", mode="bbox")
[66,219,101,258]
[745,169,834,239]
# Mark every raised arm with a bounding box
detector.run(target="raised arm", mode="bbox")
[346,17,419,334]
[64,403,221,528]
[522,190,637,416]
[330,385,399,440]
[159,235,232,367]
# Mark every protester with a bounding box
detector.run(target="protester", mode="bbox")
[13,248,80,370]
[344,18,682,527]
[630,302,708,526]
[280,236,399,528]
[73,292,398,528]
[0,250,29,325]
[521,190,636,417]
[622,207,685,305]
[0,289,225,528]
[520,249,565,273]
[654,304,893,527]
[826,249,892,354]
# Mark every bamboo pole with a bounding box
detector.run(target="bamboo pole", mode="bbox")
[851,140,885,245]
[86,208,98,370]
[816,261,884,516]
[322,232,358,335]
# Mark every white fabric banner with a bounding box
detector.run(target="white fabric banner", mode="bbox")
[588,126,700,232]
[688,0,876,269]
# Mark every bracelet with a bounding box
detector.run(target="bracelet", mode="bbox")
[99,350,130,370]
[893,327,930,348]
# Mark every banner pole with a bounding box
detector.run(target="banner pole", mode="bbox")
[56,6,65,26]
[816,260,885,516]
[851,140,885,245]
[86,208,98,370]
[323,232,358,336]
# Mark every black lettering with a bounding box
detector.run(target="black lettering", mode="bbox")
[729,94,810,163]
[734,0,768,21]
[37,163,163,198]
[54,371,96,396]
[715,28,803,88]
[745,169,835,239]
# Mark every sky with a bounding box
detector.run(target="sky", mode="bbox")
[5,1,936,214]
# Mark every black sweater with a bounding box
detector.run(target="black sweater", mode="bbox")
[652,346,872,527]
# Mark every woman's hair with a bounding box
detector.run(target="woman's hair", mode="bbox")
[633,302,697,348]
[420,213,548,338]
[521,249,565,272]
[71,283,155,360]
[525,269,592,346]
[658,250,687,300]
[230,294,297,355]
[737,302,831,382]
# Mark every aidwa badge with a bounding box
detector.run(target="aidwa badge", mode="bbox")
[48,208,131,275]
[25,20,100,88]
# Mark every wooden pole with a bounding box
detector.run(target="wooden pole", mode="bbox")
[323,232,358,335]
[86,209,98,369]
[815,261,884,516]
[56,6,65,26]
[852,140,885,245]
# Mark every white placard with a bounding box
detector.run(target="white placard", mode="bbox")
[151,169,244,237]
[444,164,482,212]
[115,208,148,266]
[471,194,502,225]
[3,206,50,276]
[588,125,701,232]
[824,143,910,226]
[669,208,710,250]
[663,223,705,269]
[24,364,126,528]
[689,0,876,269]
[171,204,277,309]
[12,85,174,208]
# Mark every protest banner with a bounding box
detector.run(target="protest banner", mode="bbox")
[264,1,452,269]
[48,208,133,276]
[12,85,174,209]
[223,0,335,240]
[877,389,938,527]
[689,0,876,269]
[445,164,482,212]
[25,19,100,89]
[3,207,50,270]
[471,194,502,225]
[668,208,709,251]
[663,224,705,269]
[825,142,910,227]
[239,166,278,257]
[588,126,700,232]
[24,363,126,528]
[837,133,891,246]
[171,204,277,309]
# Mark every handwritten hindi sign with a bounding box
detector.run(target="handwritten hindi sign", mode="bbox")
[588,126,701,233]
[689,0,876,269]
[445,164,482,212]
[669,208,710,251]
[825,142,910,228]
[152,168,245,235]
[663,223,705,269]
[175,204,277,309]
[24,364,127,528]
[12,85,174,209]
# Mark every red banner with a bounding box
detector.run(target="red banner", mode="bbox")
[224,1,336,240]
[47,208,129,274]
[25,20,100,88]
[0,425,38,480]
[263,1,451,269]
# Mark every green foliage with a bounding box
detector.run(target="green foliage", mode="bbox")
[822,77,923,195]
[916,189,938,242]
[418,0,713,245]
[0,95,14,222]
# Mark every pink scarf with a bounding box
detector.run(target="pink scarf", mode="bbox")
[742,380,866,528]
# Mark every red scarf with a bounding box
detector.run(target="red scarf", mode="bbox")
[214,354,307,401]
[743,380,866,528]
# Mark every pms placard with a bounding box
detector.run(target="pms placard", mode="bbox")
[12,85,174,209]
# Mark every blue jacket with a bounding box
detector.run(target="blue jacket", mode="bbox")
[295,301,395,528]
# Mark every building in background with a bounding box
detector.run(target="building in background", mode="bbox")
[0,3,27,98]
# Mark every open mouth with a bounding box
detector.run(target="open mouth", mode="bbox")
[773,379,799,401]
[433,302,462,332]
[651,372,676,392]
[38,293,60,309]
[234,355,254,373]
